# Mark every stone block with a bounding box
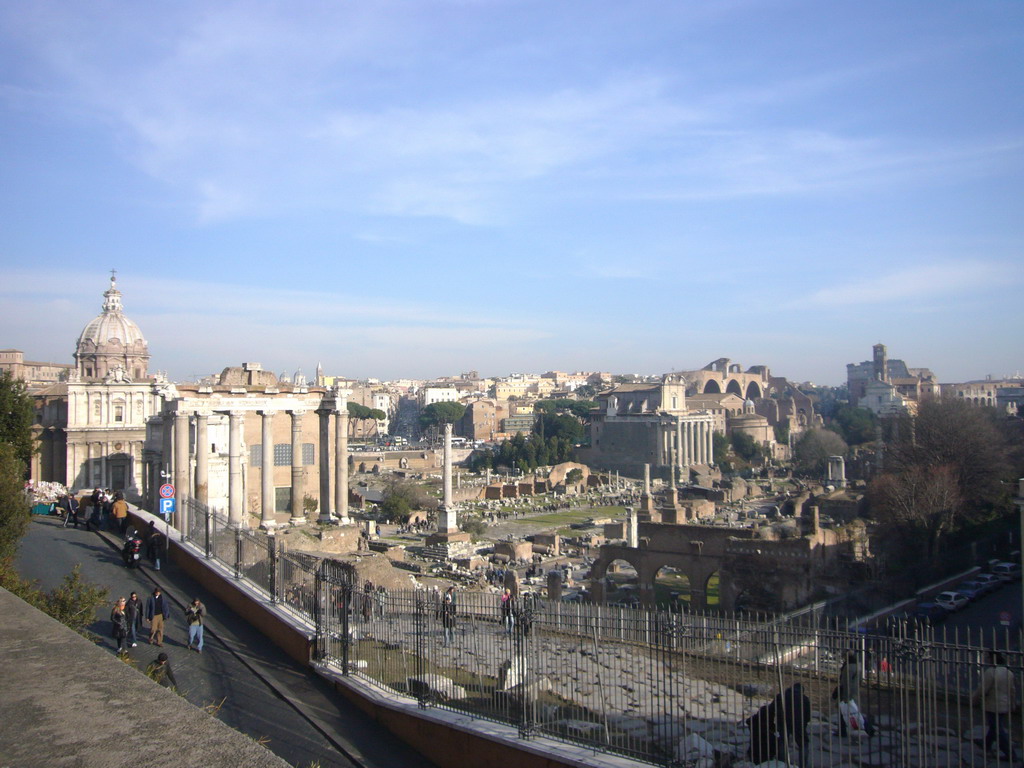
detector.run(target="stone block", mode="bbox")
[406,674,467,701]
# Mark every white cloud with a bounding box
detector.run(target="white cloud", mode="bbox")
[804,261,1015,307]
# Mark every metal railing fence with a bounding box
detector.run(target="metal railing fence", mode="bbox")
[175,498,1024,767]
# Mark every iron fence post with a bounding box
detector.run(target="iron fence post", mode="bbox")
[415,592,427,708]
[515,599,535,739]
[341,581,350,675]
[204,504,212,559]
[269,535,279,603]
[234,527,242,579]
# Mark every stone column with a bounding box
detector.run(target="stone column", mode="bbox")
[194,412,209,504]
[172,411,190,532]
[697,422,706,465]
[675,418,684,474]
[626,507,638,548]
[681,421,690,468]
[260,411,277,530]
[438,423,457,532]
[228,411,244,526]
[317,406,333,524]
[706,420,714,465]
[289,410,305,526]
[335,403,350,523]
[643,463,651,496]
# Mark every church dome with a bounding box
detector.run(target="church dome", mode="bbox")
[74,274,150,381]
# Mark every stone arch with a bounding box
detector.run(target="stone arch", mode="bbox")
[589,552,643,605]
[726,379,743,396]
[745,382,762,400]
[653,564,691,610]
[703,380,721,394]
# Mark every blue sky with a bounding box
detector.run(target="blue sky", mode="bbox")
[1,1,1021,385]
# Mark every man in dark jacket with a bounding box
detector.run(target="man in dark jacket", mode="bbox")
[125,591,144,648]
[60,492,80,529]
[145,653,178,689]
[145,587,171,646]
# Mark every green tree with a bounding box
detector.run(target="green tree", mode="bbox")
[793,428,848,476]
[460,516,488,540]
[535,414,583,444]
[0,444,30,562]
[379,477,433,523]
[419,402,467,432]
[0,371,34,469]
[730,431,764,462]
[565,468,584,484]
[829,406,877,446]
[712,431,730,462]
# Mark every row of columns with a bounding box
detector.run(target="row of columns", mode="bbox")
[661,416,714,471]
[168,399,350,532]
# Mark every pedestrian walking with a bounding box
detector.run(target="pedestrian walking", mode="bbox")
[441,586,457,646]
[112,492,129,536]
[500,587,516,635]
[125,591,143,648]
[835,651,874,737]
[974,650,1021,763]
[111,597,129,656]
[145,587,170,646]
[145,652,179,690]
[185,597,206,653]
[60,492,80,529]
[146,521,165,570]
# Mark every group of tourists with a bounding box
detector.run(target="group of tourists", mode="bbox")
[109,587,207,689]
[57,488,129,534]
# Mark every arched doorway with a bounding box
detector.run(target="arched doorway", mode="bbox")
[726,380,743,396]
[653,565,691,611]
[603,558,640,607]
[745,382,762,399]
[703,380,721,394]
[703,570,721,608]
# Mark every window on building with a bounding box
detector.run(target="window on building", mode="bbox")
[250,445,263,468]
[303,443,315,465]
[114,405,124,422]
[275,487,292,514]
[274,443,292,466]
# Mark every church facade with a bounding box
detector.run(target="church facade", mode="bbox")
[33,275,172,500]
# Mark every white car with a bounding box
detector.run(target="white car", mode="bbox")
[992,562,1021,583]
[935,591,969,612]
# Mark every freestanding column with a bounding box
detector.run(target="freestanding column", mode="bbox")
[228,411,244,527]
[194,412,209,504]
[675,417,683,475]
[438,423,457,532]
[289,410,305,525]
[260,411,277,530]
[317,406,333,524]
[643,463,651,496]
[173,411,190,531]
[335,398,350,524]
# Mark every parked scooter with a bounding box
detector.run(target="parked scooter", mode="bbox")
[122,529,143,568]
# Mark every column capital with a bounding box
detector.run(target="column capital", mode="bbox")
[259,409,278,417]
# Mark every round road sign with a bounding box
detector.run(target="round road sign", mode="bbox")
[159,483,175,499]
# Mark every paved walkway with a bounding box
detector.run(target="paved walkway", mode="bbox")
[15,515,436,768]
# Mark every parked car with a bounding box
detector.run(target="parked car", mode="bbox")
[912,602,949,624]
[956,581,987,601]
[935,591,969,611]
[992,562,1022,583]
[974,573,1003,593]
